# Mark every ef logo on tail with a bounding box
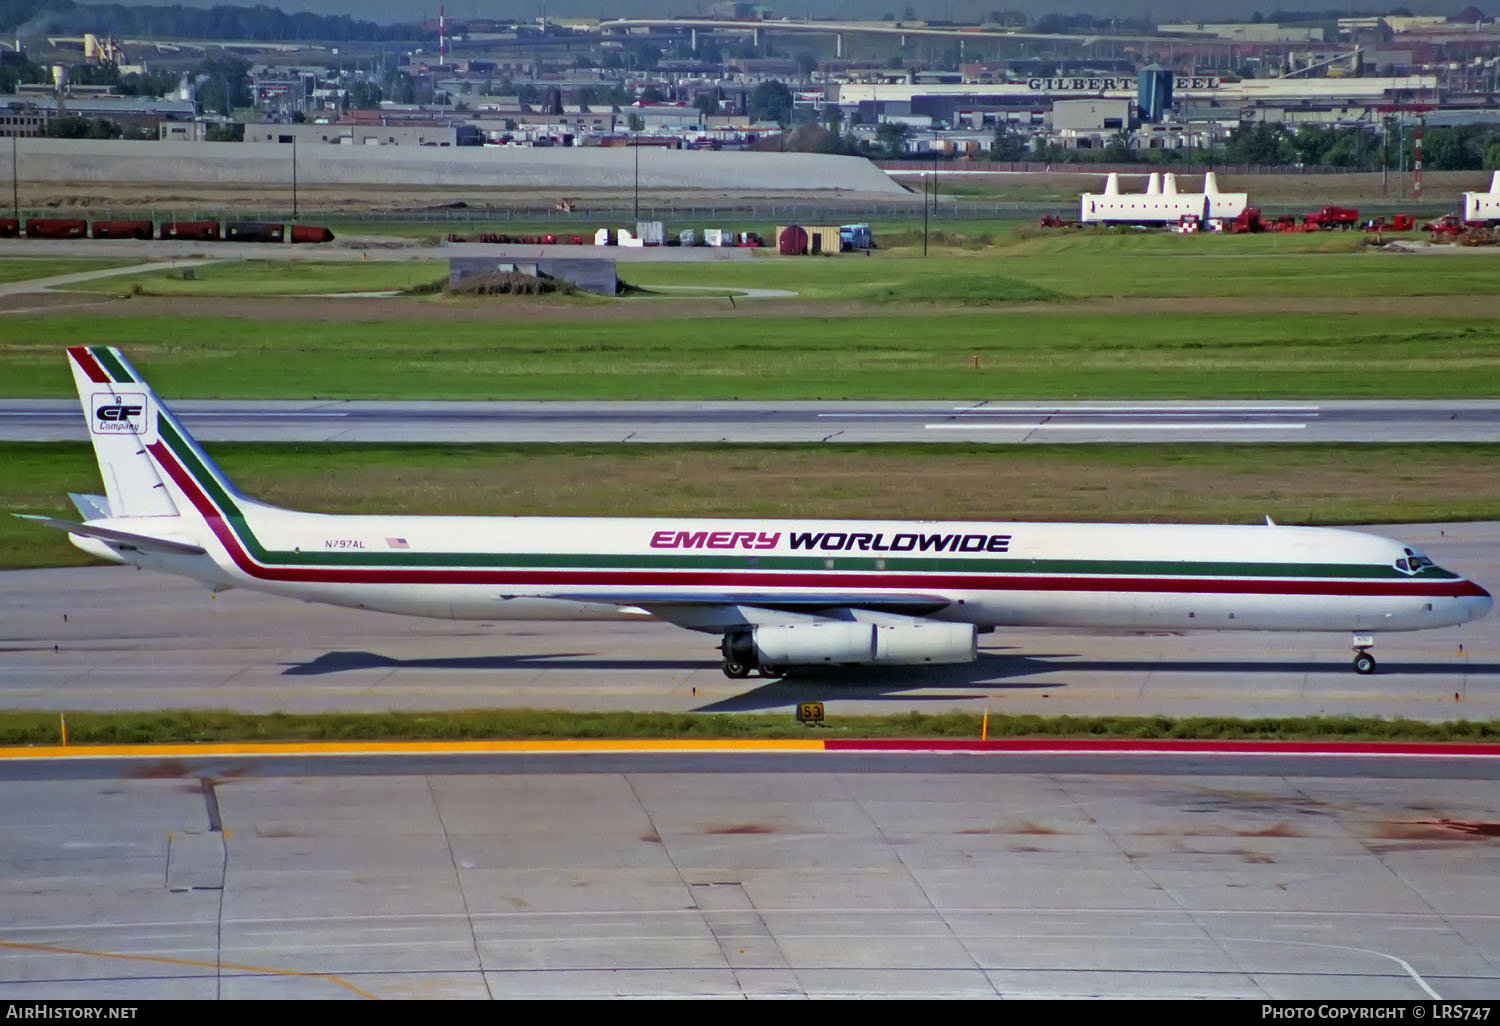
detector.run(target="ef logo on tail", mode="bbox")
[91,392,148,434]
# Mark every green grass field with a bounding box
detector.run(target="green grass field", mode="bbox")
[5,223,1498,399]
[8,442,1500,570]
[5,307,1499,399]
[63,258,448,296]
[0,709,1493,745]
[0,258,136,284]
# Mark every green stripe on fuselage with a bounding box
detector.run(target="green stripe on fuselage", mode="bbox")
[156,418,1449,581]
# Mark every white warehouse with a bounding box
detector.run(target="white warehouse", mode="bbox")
[1079,172,1249,225]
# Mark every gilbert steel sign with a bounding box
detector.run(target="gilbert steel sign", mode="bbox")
[1027,76,1221,91]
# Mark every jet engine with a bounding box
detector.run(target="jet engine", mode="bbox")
[727,621,977,668]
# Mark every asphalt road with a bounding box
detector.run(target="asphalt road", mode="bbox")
[7,398,1500,443]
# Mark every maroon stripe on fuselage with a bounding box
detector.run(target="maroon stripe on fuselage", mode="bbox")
[67,346,111,384]
[147,441,1487,600]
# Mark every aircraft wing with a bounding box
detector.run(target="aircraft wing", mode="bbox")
[501,589,954,631]
[16,515,207,556]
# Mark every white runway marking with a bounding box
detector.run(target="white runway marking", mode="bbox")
[926,422,1308,431]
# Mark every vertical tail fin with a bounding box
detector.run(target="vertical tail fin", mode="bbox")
[66,346,243,519]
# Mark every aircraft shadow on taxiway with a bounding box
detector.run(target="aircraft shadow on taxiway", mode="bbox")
[280,648,1498,710]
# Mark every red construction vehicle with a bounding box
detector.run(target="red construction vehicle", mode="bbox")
[1226,208,1265,233]
[1303,206,1359,230]
[1425,214,1465,238]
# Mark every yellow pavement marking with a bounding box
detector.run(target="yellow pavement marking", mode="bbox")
[0,939,378,999]
[0,738,828,759]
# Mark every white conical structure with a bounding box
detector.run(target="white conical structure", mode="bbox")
[1490,170,1500,194]
[1103,172,1120,196]
[1204,171,1220,195]
[1162,173,1178,195]
[1146,173,1161,195]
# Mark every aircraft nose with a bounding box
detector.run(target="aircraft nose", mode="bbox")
[1464,581,1493,623]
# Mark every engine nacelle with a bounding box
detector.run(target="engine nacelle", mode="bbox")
[748,621,976,666]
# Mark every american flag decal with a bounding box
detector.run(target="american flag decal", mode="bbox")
[386,538,409,549]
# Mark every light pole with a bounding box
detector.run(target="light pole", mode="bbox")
[291,134,298,222]
[633,119,639,224]
[11,134,17,226]
[922,171,929,257]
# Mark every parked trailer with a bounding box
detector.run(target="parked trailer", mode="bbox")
[224,221,285,243]
[289,224,336,244]
[25,218,87,239]
[1363,214,1417,233]
[91,220,153,240]
[0,218,17,238]
[161,220,221,241]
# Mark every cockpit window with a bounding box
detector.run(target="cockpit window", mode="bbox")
[1396,551,1435,574]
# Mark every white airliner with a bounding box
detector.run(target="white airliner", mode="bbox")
[25,346,1492,678]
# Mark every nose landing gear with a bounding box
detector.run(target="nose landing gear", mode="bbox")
[1352,632,1376,675]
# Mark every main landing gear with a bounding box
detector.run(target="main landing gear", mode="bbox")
[1352,632,1376,675]
[719,632,784,679]
[719,656,785,679]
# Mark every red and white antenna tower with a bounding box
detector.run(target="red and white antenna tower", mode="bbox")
[439,5,446,67]
[1413,118,1423,202]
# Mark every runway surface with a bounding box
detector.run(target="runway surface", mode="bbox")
[3,522,1496,721]
[7,398,1500,443]
[0,755,1496,999]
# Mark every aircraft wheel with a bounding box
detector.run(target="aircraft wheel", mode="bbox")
[1353,652,1376,675]
[759,664,783,678]
[722,658,752,679]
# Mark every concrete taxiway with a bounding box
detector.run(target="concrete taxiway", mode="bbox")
[2,522,1495,721]
[2,525,1498,998]
[6,398,1500,444]
[0,757,1497,999]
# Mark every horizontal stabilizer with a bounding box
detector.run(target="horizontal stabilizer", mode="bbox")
[68,492,112,521]
[16,515,206,556]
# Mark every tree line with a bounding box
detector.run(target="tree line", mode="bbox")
[1018,122,1500,171]
[0,0,432,42]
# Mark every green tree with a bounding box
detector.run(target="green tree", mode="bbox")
[194,54,251,116]
[876,121,911,157]
[347,79,382,109]
[118,69,180,98]
[0,55,47,93]
[694,91,719,117]
[629,42,661,70]
[748,79,792,123]
[991,122,1028,161]
[1222,121,1294,165]
[43,115,121,139]
[795,51,818,77]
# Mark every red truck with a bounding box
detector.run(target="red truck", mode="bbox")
[1303,206,1359,230]
[1225,208,1265,233]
